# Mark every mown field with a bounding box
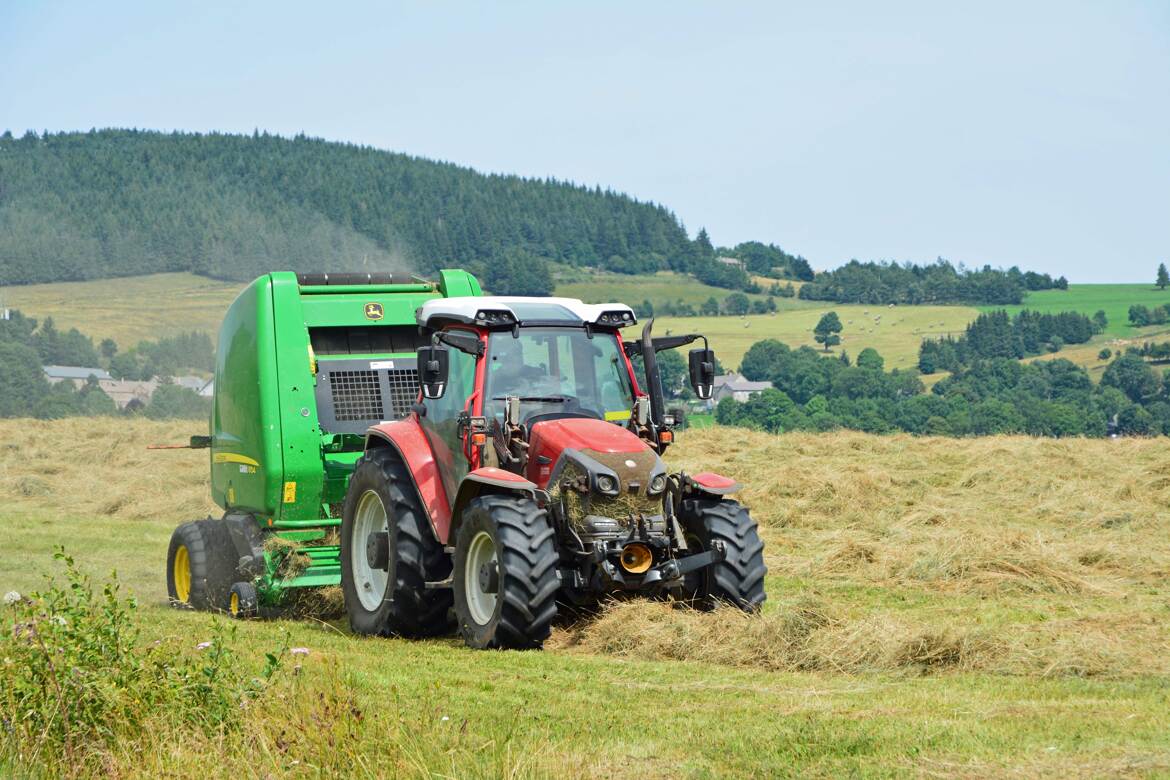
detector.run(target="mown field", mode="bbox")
[2,272,243,348]
[3,418,1169,777]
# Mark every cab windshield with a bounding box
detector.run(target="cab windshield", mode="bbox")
[484,327,635,425]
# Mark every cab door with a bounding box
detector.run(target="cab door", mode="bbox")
[419,332,479,507]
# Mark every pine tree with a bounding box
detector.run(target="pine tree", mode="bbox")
[1157,263,1169,290]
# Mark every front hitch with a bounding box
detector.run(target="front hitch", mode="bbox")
[600,540,726,588]
[656,540,726,580]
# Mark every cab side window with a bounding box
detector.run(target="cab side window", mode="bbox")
[425,338,477,425]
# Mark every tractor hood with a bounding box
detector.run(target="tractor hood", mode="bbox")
[531,417,647,455]
[525,417,658,489]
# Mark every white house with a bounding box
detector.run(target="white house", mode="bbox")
[709,372,772,407]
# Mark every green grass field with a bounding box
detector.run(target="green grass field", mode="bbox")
[4,419,1170,776]
[982,284,1170,337]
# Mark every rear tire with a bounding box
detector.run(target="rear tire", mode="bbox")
[678,499,766,611]
[340,447,453,637]
[166,518,236,610]
[453,495,559,650]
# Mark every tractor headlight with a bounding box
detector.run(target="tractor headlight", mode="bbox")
[595,474,619,495]
[648,474,667,495]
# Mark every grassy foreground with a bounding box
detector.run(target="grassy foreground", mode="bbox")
[2,418,1170,777]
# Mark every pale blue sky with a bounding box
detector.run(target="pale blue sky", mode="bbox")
[1,1,1167,282]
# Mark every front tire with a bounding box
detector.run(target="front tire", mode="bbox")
[453,495,559,650]
[678,499,767,611]
[340,447,453,637]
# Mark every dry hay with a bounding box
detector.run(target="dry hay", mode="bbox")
[263,535,312,579]
[0,418,218,522]
[5,418,1170,679]
[549,598,1170,679]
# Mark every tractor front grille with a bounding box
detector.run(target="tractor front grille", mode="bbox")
[315,359,419,434]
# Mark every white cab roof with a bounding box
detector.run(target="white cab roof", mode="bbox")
[417,296,637,329]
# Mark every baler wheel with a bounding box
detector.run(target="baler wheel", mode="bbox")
[340,448,453,637]
[227,581,258,619]
[678,499,767,612]
[166,519,237,610]
[453,495,559,650]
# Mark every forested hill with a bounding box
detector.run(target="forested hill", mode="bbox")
[0,129,697,285]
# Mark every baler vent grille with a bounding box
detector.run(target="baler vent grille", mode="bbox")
[328,370,385,421]
[385,368,420,418]
[315,358,421,434]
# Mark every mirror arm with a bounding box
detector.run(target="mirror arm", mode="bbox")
[639,319,667,429]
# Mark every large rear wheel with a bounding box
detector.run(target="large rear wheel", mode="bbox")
[453,495,559,650]
[678,498,766,611]
[340,447,453,637]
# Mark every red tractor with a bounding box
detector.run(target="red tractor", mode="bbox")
[340,296,766,649]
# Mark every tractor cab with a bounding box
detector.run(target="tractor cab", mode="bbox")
[341,295,765,650]
[413,296,716,459]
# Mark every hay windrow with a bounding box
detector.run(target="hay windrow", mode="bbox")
[3,419,1170,680]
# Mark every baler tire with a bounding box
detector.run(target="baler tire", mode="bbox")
[678,499,767,612]
[453,495,559,650]
[227,581,258,619]
[167,518,237,611]
[340,448,453,638]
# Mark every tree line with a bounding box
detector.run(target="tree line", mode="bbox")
[1,130,809,295]
[721,338,1170,437]
[918,309,1103,373]
[798,259,1067,305]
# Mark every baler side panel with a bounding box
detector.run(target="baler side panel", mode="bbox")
[270,272,327,526]
[211,276,284,518]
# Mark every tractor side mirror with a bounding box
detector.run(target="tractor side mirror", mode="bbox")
[417,345,450,399]
[688,348,716,400]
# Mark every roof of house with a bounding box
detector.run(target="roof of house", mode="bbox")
[43,365,112,381]
[173,375,209,391]
[713,373,772,393]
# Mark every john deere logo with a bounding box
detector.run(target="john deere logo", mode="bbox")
[364,302,384,321]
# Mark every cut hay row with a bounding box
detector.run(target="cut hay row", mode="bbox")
[2,419,1169,680]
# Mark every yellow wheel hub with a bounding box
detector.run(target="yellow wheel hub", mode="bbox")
[173,545,192,602]
[229,591,239,616]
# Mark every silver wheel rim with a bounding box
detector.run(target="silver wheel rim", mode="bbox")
[464,530,499,626]
[352,490,389,612]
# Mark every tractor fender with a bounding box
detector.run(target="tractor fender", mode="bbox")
[365,420,452,543]
[450,468,540,544]
[685,471,741,497]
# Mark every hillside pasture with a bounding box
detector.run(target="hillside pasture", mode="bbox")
[989,284,1170,337]
[2,272,242,348]
[656,304,980,371]
[554,269,792,310]
[3,419,1169,777]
